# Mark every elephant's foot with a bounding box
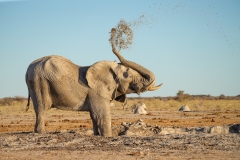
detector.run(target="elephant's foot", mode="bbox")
[98,117,112,137]
[34,129,46,134]
[89,108,112,136]
[34,125,46,134]
[93,128,100,136]
[102,132,112,137]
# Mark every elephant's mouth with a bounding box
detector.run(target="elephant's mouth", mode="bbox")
[138,83,163,94]
[128,80,162,95]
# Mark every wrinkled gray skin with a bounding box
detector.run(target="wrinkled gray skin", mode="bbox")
[26,29,162,137]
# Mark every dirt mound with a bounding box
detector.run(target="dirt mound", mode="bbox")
[113,119,240,136]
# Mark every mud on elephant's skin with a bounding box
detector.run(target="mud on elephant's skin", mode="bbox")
[25,28,162,137]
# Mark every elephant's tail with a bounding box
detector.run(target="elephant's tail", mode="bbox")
[25,72,31,112]
[25,93,30,112]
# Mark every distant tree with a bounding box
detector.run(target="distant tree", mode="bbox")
[219,94,225,100]
[176,90,185,102]
[177,90,184,97]
[176,90,191,102]
[0,96,27,106]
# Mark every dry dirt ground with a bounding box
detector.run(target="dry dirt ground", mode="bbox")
[0,100,240,159]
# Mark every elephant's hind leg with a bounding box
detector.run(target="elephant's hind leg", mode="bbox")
[30,79,52,134]
[34,105,46,133]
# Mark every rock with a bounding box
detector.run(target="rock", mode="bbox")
[60,130,68,133]
[121,122,127,126]
[179,105,191,112]
[83,129,93,136]
[112,125,125,136]
[229,124,240,133]
[209,126,229,134]
[120,119,151,136]
[133,103,147,115]
[116,119,238,136]
[5,136,18,142]
[160,127,187,135]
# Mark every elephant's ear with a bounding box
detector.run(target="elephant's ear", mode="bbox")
[86,61,117,100]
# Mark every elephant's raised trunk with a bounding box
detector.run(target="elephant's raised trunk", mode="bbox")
[110,28,162,92]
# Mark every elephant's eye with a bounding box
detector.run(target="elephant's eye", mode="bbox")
[123,72,128,78]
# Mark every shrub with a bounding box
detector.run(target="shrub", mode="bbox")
[175,90,191,102]
[0,96,27,106]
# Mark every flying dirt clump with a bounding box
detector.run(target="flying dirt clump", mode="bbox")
[109,20,133,51]
[109,14,152,51]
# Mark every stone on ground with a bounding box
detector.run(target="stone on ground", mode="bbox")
[133,103,147,115]
[179,104,191,112]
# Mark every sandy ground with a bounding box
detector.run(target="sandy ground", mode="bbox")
[0,104,240,159]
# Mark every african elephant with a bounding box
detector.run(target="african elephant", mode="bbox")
[25,29,162,137]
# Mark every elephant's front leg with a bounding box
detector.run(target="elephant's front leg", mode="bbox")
[90,109,112,137]
[97,115,112,137]
[88,93,112,137]
[90,112,100,135]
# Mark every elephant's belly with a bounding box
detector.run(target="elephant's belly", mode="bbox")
[51,91,89,111]
[50,82,89,111]
[53,100,89,111]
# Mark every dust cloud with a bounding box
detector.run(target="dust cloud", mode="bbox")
[109,13,151,50]
[109,20,133,51]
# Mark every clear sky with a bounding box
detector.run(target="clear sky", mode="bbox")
[0,0,240,98]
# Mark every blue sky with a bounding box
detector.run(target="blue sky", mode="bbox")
[0,0,239,98]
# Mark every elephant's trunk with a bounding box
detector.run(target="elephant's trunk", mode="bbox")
[110,28,162,92]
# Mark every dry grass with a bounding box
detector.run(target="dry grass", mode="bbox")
[1,98,239,115]
[0,100,88,117]
[112,98,240,113]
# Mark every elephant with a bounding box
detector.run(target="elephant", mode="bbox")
[25,28,162,137]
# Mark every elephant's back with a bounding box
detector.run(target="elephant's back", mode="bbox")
[27,55,79,80]
[30,55,74,66]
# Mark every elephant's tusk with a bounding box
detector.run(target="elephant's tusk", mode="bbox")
[148,83,163,91]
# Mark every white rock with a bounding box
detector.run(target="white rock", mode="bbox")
[179,105,191,112]
[209,126,229,134]
[84,129,93,136]
[134,103,147,115]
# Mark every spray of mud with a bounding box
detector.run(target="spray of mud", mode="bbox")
[109,20,133,51]
[110,2,239,57]
[109,15,148,51]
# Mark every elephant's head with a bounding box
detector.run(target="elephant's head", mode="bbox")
[85,28,162,104]
[109,28,162,95]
